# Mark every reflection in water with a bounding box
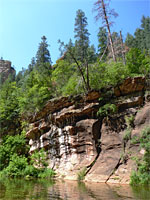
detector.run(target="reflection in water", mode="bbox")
[0,178,150,200]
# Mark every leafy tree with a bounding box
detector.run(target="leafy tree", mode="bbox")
[0,80,20,136]
[74,9,90,62]
[51,60,76,96]
[18,70,52,117]
[126,48,146,74]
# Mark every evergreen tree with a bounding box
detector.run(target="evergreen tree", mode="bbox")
[141,16,150,51]
[87,45,97,63]
[36,36,52,65]
[74,9,90,62]
[134,16,150,53]
[97,27,108,60]
[28,57,35,72]
[125,33,136,48]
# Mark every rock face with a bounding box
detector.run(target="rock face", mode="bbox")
[0,59,15,82]
[26,76,150,184]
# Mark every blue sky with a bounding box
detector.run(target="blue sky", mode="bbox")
[0,0,149,73]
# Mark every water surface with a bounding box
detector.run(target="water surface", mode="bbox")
[0,178,150,200]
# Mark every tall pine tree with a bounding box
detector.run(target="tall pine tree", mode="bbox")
[97,27,108,60]
[74,9,90,62]
[36,36,52,65]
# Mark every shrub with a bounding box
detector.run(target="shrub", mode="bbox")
[77,167,87,181]
[130,126,150,185]
[97,103,117,117]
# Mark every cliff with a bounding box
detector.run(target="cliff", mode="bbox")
[26,76,150,184]
[0,59,15,82]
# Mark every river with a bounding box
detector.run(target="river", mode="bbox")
[0,178,150,200]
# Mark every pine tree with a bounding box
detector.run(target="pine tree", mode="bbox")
[74,9,90,62]
[97,27,108,60]
[134,16,150,53]
[36,36,52,65]
[28,57,35,72]
[141,16,150,51]
[125,33,136,48]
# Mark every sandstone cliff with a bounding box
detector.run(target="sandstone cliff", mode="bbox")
[26,76,150,184]
[0,59,15,82]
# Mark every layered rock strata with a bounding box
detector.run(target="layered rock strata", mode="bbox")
[26,76,149,183]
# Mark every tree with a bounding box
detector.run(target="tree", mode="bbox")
[93,0,118,62]
[134,16,150,53]
[141,16,150,51]
[126,48,146,74]
[125,33,136,48]
[57,10,93,93]
[28,57,35,72]
[36,36,52,65]
[97,27,108,61]
[74,9,90,62]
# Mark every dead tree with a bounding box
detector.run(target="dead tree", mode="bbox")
[93,0,118,62]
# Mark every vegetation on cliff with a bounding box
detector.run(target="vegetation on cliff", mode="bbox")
[0,0,150,179]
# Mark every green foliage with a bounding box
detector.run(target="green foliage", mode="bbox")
[125,33,136,48]
[51,60,77,95]
[30,149,48,168]
[125,115,135,128]
[125,16,150,53]
[0,134,28,170]
[77,167,87,181]
[97,27,108,60]
[0,81,20,135]
[36,35,52,65]
[38,168,56,179]
[123,128,132,142]
[0,134,55,178]
[2,154,28,177]
[89,61,129,89]
[126,48,148,75]
[18,69,52,116]
[74,9,90,62]
[130,126,150,185]
[97,103,117,117]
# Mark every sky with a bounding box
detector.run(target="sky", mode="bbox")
[0,0,149,73]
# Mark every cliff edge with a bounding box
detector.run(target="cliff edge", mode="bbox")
[26,76,150,184]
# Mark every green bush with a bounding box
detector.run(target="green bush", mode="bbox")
[126,48,148,75]
[97,103,117,117]
[89,61,129,89]
[130,126,150,185]
[0,135,55,178]
[2,154,28,177]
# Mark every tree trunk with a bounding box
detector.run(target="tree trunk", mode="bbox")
[68,49,90,92]
[85,60,91,91]
[101,0,116,62]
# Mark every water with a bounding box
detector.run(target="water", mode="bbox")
[0,178,150,200]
